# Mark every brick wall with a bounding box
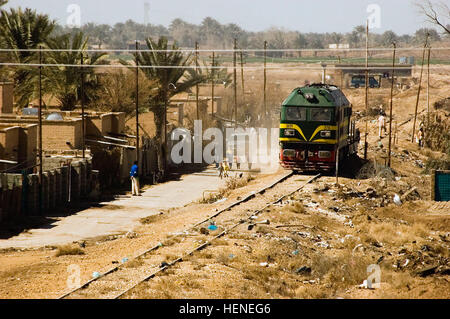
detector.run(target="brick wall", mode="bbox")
[0,82,13,114]
[101,113,113,135]
[42,119,82,150]
[0,158,97,221]
[0,126,19,171]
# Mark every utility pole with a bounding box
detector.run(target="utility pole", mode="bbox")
[412,33,429,143]
[195,41,199,120]
[364,20,369,160]
[427,46,431,127]
[240,49,245,101]
[135,41,140,173]
[263,40,267,123]
[388,42,396,168]
[211,51,215,116]
[80,52,85,159]
[233,38,237,127]
[38,46,43,215]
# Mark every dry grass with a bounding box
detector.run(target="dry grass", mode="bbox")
[225,174,255,190]
[310,252,371,288]
[359,221,429,246]
[124,258,144,268]
[198,191,224,204]
[287,201,306,214]
[140,213,164,224]
[55,245,85,257]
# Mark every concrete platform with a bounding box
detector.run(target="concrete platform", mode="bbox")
[0,167,225,249]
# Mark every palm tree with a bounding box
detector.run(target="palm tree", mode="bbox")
[0,7,55,107]
[123,36,205,173]
[44,32,107,110]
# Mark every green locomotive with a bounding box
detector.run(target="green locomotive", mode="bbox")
[279,83,360,172]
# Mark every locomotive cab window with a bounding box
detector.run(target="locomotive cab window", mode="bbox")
[310,108,332,122]
[285,107,306,121]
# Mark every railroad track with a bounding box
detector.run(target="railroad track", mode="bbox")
[58,171,321,299]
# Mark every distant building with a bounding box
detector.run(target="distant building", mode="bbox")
[329,43,350,49]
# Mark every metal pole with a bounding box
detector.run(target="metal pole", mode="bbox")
[263,40,267,124]
[233,38,237,127]
[336,110,340,184]
[412,34,429,143]
[394,121,398,145]
[81,52,85,159]
[164,80,168,176]
[427,46,431,127]
[38,46,43,214]
[195,41,199,120]
[388,42,396,168]
[211,51,215,116]
[135,41,140,174]
[364,20,369,160]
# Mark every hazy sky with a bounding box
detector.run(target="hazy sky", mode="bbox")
[4,0,445,34]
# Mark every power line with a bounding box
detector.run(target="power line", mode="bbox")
[1,61,449,70]
[0,47,449,53]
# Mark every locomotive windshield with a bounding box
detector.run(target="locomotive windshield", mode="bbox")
[310,108,332,122]
[285,107,306,121]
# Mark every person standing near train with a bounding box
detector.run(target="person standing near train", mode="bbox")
[130,161,141,196]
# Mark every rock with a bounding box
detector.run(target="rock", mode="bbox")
[353,244,364,252]
[160,261,169,268]
[259,262,269,267]
[393,194,402,206]
[200,227,209,235]
[315,241,330,249]
[366,188,377,198]
[437,266,450,275]
[126,231,138,239]
[295,266,312,274]
[372,241,383,248]
[402,259,410,267]
[415,265,438,277]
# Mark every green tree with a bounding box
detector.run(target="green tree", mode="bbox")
[45,32,107,110]
[381,30,398,46]
[125,36,205,172]
[0,7,55,106]
[414,28,441,43]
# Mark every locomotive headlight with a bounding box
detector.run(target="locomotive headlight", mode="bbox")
[320,130,332,138]
[282,149,296,158]
[284,129,296,136]
[318,151,331,159]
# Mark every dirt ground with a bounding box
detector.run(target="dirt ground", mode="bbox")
[0,65,449,299]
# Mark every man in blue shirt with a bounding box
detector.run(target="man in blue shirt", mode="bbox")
[130,161,140,196]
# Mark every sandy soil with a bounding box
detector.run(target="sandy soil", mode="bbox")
[0,65,449,299]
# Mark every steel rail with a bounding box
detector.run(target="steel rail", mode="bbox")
[58,170,296,299]
[113,173,321,299]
